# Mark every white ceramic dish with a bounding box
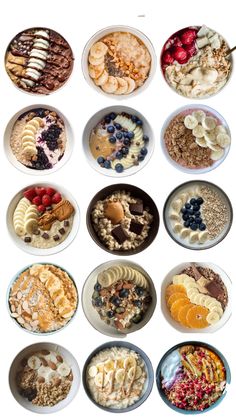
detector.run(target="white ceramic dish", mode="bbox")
[161,104,231,174]
[6,182,80,256]
[161,262,232,333]
[9,342,80,413]
[82,105,154,177]
[4,104,74,175]
[82,259,156,338]
[81,25,156,99]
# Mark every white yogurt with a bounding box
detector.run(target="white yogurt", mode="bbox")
[161,350,181,387]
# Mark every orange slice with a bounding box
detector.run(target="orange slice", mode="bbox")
[170,298,190,321]
[167,292,187,308]
[165,284,186,300]
[186,305,209,329]
[178,304,194,328]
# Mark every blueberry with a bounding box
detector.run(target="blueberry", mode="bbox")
[199,223,206,231]
[111,296,121,307]
[94,297,103,307]
[104,160,111,169]
[197,197,204,205]
[181,207,187,214]
[109,112,116,120]
[143,135,149,143]
[140,147,148,156]
[187,208,194,216]
[193,204,200,212]
[94,282,101,292]
[116,132,123,140]
[123,139,131,146]
[107,125,115,133]
[138,154,145,161]
[131,115,138,122]
[132,314,142,324]
[190,198,197,205]
[183,213,190,221]
[189,217,195,225]
[107,310,115,318]
[184,220,190,228]
[127,131,134,139]
[195,217,202,224]
[135,286,144,296]
[133,300,142,308]
[116,151,123,159]
[190,223,198,231]
[97,156,105,164]
[122,147,129,155]
[114,123,122,130]
[119,288,129,298]
[105,115,111,123]
[115,163,124,173]
[109,136,116,144]
[185,203,191,209]
[136,119,143,126]
[194,211,201,217]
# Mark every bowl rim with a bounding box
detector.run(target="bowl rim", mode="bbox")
[6,262,79,336]
[3,104,74,176]
[159,24,234,100]
[163,179,233,251]
[156,340,231,414]
[81,24,157,99]
[4,25,74,96]
[82,104,155,178]
[81,258,157,338]
[86,183,160,256]
[160,103,231,174]
[82,340,154,413]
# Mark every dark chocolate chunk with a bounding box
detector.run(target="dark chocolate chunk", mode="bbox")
[42,233,49,240]
[53,234,60,241]
[111,225,129,244]
[129,202,143,215]
[206,281,224,299]
[59,228,65,235]
[130,220,144,235]
[24,237,32,243]
[64,220,70,227]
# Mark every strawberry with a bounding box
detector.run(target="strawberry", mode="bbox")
[23,188,36,202]
[35,187,46,197]
[184,42,197,57]
[45,187,56,197]
[162,50,174,65]
[52,192,62,204]
[172,36,182,47]
[32,196,42,206]
[38,205,46,213]
[42,194,52,206]
[172,46,188,63]
[180,29,196,46]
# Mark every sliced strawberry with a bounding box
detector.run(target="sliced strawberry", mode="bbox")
[42,194,52,206]
[184,42,197,57]
[180,29,197,46]
[32,196,42,206]
[35,187,46,197]
[38,205,46,213]
[172,46,188,63]
[45,187,56,197]
[23,188,36,202]
[52,192,62,204]
[162,50,174,65]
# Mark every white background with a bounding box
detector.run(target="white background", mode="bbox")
[0,0,235,417]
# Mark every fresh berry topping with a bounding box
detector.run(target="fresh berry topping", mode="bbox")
[136,119,143,126]
[140,147,148,156]
[52,192,62,204]
[162,50,174,65]
[172,36,182,47]
[38,205,46,213]
[104,160,111,169]
[32,196,41,206]
[109,112,116,120]
[45,187,56,196]
[109,136,116,144]
[35,187,46,197]
[107,125,115,134]
[115,163,124,173]
[97,156,105,164]
[180,29,197,45]
[23,188,37,202]
[131,115,138,122]
[184,42,197,57]
[42,194,52,206]
[116,151,123,159]
[116,132,123,140]
[172,46,188,63]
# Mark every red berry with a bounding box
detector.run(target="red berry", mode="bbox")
[180,29,197,45]
[35,187,46,197]
[32,196,42,206]
[173,36,182,47]
[162,50,174,65]
[45,187,56,197]
[184,42,197,57]
[42,194,52,206]
[38,205,46,213]
[23,188,37,202]
[52,192,62,204]
[172,46,188,63]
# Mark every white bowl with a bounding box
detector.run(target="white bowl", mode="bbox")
[6,182,80,256]
[81,25,156,99]
[82,105,154,177]
[4,104,74,175]
[161,104,231,174]
[82,259,156,338]
[9,342,80,413]
[161,262,232,333]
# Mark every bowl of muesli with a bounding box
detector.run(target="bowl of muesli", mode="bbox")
[156,341,231,413]
[83,341,154,412]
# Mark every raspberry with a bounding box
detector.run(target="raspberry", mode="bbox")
[172,46,188,63]
[38,205,46,213]
[35,187,46,197]
[42,194,52,206]
[184,42,197,57]
[32,196,41,206]
[180,29,197,45]
[45,187,56,196]
[173,36,182,47]
[162,50,174,65]
[52,192,62,204]
[23,188,36,202]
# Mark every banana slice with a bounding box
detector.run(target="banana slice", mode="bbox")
[57,362,71,377]
[178,192,189,203]
[171,198,182,212]
[204,131,217,144]
[169,210,180,221]
[90,42,108,59]
[88,365,98,378]
[196,137,208,147]
[198,294,209,305]
[27,355,41,370]
[123,77,136,94]
[189,231,199,243]
[187,288,199,299]
[202,117,217,131]
[184,115,198,129]
[209,306,223,317]
[190,293,202,304]
[104,359,115,373]
[124,356,136,369]
[204,297,216,308]
[192,110,206,122]
[215,125,227,136]
[216,133,230,148]
[207,142,220,151]
[206,311,220,325]
[24,218,38,234]
[101,76,118,93]
[193,125,205,138]
[180,228,191,239]
[94,70,109,86]
[88,63,105,79]
[88,55,104,66]
[29,119,40,130]
[38,366,51,380]
[115,368,125,383]
[127,366,136,380]
[211,148,224,161]
[94,372,103,387]
[22,134,35,143]
[114,77,128,94]
[173,223,183,234]
[172,274,193,285]
[198,231,209,244]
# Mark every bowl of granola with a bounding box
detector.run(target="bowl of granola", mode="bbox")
[83,341,154,412]
[161,25,233,99]
[82,260,156,337]
[82,25,156,98]
[161,105,231,174]
[161,262,231,333]
[9,342,80,413]
[7,263,79,335]
[156,341,231,413]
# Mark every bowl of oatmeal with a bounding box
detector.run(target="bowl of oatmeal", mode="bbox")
[83,106,154,177]
[163,180,233,250]
[83,341,154,412]
[5,27,74,95]
[9,342,80,413]
[161,105,231,174]
[7,263,79,335]
[7,182,80,256]
[82,259,156,338]
[82,25,156,98]
[156,341,231,413]
[161,25,233,99]
[161,262,231,333]
[4,105,74,175]
[86,184,159,255]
